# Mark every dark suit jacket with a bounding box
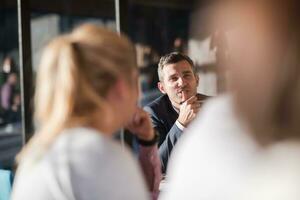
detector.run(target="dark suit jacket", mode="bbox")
[144,93,209,173]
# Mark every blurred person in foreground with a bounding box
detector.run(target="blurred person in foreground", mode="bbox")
[11,24,161,200]
[144,52,209,174]
[235,142,300,200]
[160,0,300,199]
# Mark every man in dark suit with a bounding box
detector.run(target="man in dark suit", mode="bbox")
[144,52,208,173]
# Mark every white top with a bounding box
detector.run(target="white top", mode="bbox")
[235,142,300,200]
[160,95,259,200]
[12,127,149,200]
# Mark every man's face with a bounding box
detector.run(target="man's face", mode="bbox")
[158,60,199,108]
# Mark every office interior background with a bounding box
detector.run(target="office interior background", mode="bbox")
[0,0,219,169]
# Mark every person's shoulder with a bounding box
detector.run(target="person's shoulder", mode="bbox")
[59,128,148,199]
[14,127,148,200]
[198,94,233,117]
[179,94,255,152]
[57,127,107,149]
[145,94,168,107]
[174,94,234,143]
[144,94,170,112]
[52,127,144,181]
[54,127,124,157]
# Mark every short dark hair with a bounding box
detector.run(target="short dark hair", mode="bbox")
[158,52,196,81]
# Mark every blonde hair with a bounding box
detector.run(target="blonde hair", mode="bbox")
[18,24,136,161]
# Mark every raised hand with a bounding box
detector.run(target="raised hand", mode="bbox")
[126,107,155,141]
[177,93,202,127]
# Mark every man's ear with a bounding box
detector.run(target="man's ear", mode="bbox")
[158,82,166,94]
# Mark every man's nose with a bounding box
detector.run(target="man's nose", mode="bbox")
[177,77,186,86]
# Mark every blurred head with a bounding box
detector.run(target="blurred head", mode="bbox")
[2,57,15,73]
[7,72,17,85]
[34,24,138,141]
[218,0,300,145]
[157,52,199,108]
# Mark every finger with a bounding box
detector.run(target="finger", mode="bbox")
[194,107,200,113]
[134,107,148,119]
[133,113,143,125]
[191,103,201,109]
[136,114,150,129]
[189,106,200,114]
[181,91,187,103]
[187,112,196,120]
[191,100,201,105]
[192,113,197,119]
[185,95,198,104]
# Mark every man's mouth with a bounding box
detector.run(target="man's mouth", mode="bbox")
[177,89,188,95]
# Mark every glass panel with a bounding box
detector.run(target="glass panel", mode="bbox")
[30,1,116,71]
[0,1,23,169]
[29,0,130,145]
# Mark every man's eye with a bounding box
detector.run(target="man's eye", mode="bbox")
[170,77,178,81]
